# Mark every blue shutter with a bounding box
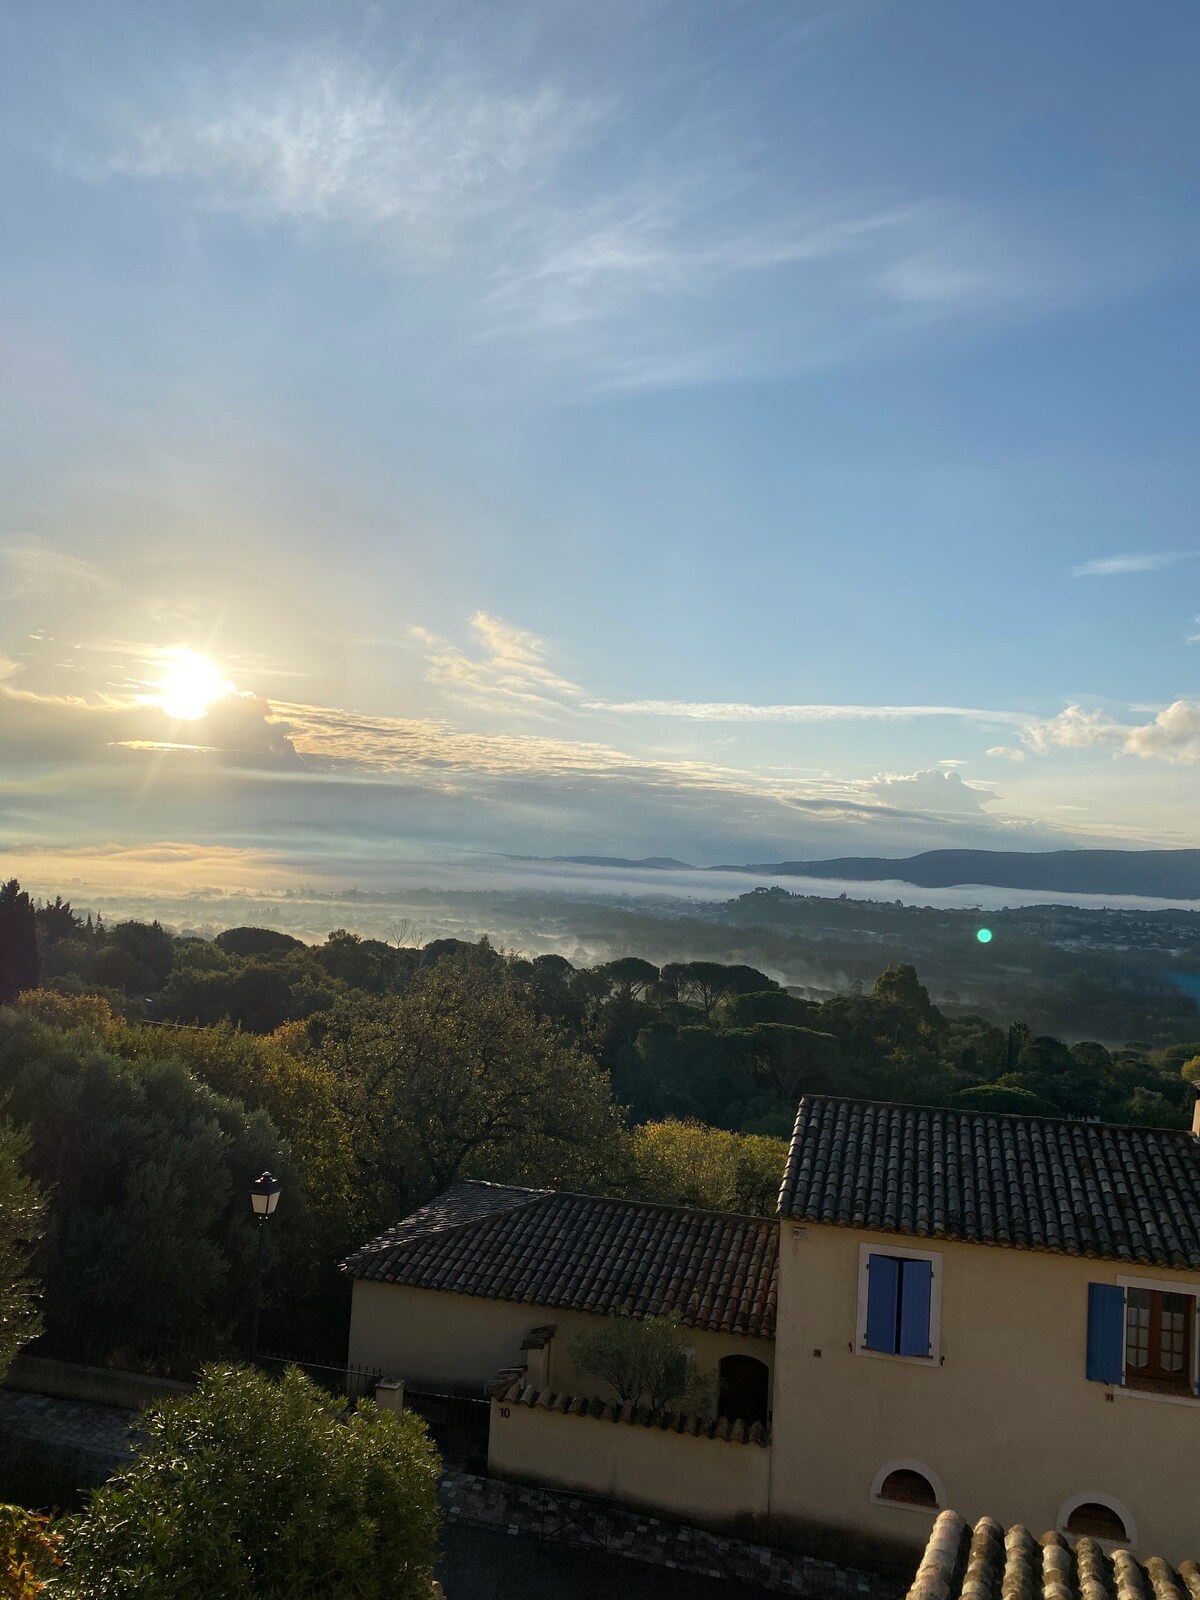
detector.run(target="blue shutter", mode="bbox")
[865,1254,900,1353]
[1086,1283,1125,1384]
[899,1260,933,1357]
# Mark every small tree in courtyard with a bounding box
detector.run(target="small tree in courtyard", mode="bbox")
[60,1365,441,1600]
[569,1313,716,1414]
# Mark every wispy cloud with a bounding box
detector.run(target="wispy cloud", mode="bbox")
[1072,552,1197,577]
[66,27,1090,393]
[101,55,600,256]
[0,540,114,600]
[587,697,1026,725]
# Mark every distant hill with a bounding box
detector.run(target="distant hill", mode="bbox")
[712,848,1200,900]
[508,854,696,871]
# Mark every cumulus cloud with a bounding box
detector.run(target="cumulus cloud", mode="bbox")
[1072,552,1197,577]
[1012,699,1200,765]
[865,768,993,815]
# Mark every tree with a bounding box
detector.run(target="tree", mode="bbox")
[60,1365,440,1600]
[630,1120,787,1215]
[0,882,39,1006]
[215,926,304,959]
[0,1010,288,1365]
[319,963,630,1207]
[569,1314,715,1413]
[0,1125,45,1377]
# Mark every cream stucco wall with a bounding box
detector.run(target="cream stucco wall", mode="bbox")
[348,1279,774,1401]
[770,1222,1200,1571]
[488,1395,771,1540]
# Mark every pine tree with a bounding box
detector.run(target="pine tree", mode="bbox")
[0,880,39,1004]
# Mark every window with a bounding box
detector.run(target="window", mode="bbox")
[1086,1280,1198,1396]
[1058,1493,1136,1548]
[1065,1503,1128,1543]
[860,1250,937,1358]
[870,1459,946,1512]
[1124,1288,1193,1395]
[878,1469,938,1508]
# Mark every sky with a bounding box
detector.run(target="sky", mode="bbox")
[2,0,1200,901]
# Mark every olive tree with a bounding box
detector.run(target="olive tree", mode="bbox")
[569,1313,716,1414]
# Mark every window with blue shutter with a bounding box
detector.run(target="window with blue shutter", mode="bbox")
[898,1259,933,1357]
[865,1255,901,1352]
[865,1254,935,1357]
[1086,1283,1125,1384]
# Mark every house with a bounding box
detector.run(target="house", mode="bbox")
[907,1510,1200,1600]
[771,1096,1200,1570]
[344,1182,777,1421]
[345,1094,1200,1569]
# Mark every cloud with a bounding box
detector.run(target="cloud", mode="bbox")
[1016,699,1200,765]
[0,540,114,600]
[67,28,1096,393]
[987,745,1026,762]
[0,674,300,767]
[865,768,993,815]
[588,697,1026,725]
[417,612,583,717]
[1072,552,1197,577]
[101,55,597,256]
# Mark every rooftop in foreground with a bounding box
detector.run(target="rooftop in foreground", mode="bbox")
[908,1511,1200,1600]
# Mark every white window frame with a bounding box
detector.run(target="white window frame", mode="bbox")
[1057,1491,1137,1553]
[855,1243,943,1366]
[870,1458,946,1515]
[1112,1274,1200,1407]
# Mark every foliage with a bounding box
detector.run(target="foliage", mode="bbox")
[569,1313,716,1413]
[0,1126,45,1377]
[0,884,39,1008]
[0,1010,287,1366]
[316,962,630,1207]
[1,1505,63,1599]
[630,1120,787,1215]
[60,1365,440,1600]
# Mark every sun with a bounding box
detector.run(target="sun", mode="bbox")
[158,648,231,721]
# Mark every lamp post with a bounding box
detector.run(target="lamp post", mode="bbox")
[249,1170,282,1363]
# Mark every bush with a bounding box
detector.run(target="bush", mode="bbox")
[61,1365,441,1600]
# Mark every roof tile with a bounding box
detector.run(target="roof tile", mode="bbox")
[779,1097,1200,1268]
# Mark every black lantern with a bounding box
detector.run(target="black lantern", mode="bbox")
[248,1171,282,1361]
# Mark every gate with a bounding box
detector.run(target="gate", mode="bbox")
[403,1388,490,1471]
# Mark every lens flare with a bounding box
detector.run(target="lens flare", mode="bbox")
[977,928,993,944]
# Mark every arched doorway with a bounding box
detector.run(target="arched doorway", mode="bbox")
[718,1354,770,1425]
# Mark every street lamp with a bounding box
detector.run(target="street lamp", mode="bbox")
[249,1171,282,1362]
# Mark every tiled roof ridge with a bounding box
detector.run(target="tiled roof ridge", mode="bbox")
[354,1182,777,1265]
[488,1376,771,1446]
[791,1092,1200,1142]
[344,1182,549,1266]
[910,1511,1200,1600]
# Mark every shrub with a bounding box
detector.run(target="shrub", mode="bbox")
[61,1365,441,1600]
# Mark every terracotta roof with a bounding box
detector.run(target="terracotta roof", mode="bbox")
[343,1181,777,1338]
[489,1376,770,1445]
[778,1096,1200,1268]
[908,1512,1200,1600]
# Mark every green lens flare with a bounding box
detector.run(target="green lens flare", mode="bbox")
[977,928,993,944]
